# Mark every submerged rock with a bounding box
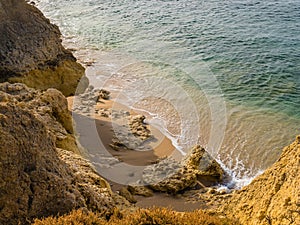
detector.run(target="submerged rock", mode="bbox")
[0,0,87,96]
[141,145,225,194]
[222,136,300,225]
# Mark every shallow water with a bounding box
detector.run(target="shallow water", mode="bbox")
[36,0,300,187]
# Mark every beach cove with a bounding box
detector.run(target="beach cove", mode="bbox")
[0,0,299,224]
[35,0,300,185]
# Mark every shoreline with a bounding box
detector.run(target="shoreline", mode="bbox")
[67,95,177,162]
[67,92,218,211]
[35,0,299,181]
[1,1,299,224]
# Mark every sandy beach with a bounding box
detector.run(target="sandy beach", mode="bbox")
[67,93,208,211]
[1,1,299,224]
[68,95,176,163]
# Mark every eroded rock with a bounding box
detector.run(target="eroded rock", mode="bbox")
[127,185,154,197]
[141,145,225,193]
[109,114,153,151]
[118,187,137,204]
[97,89,110,101]
[0,83,130,225]
[222,136,300,225]
[72,86,111,116]
[0,0,87,96]
[0,82,80,154]
[184,145,225,185]
[129,115,152,141]
[0,103,129,225]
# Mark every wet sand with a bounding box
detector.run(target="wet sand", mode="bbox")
[67,96,204,211]
[68,96,176,164]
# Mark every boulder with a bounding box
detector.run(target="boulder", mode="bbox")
[184,145,225,185]
[97,89,110,100]
[118,187,137,204]
[127,185,154,197]
[0,0,87,96]
[108,114,153,151]
[129,115,152,140]
[141,145,225,193]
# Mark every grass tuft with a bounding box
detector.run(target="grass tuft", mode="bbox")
[32,207,239,225]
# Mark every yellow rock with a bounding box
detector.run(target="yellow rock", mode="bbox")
[223,136,300,225]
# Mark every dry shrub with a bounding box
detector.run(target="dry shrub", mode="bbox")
[33,207,239,225]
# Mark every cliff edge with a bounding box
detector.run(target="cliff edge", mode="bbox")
[223,136,300,225]
[0,0,87,96]
[0,83,129,225]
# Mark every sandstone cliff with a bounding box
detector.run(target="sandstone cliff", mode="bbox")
[0,0,87,96]
[223,136,300,225]
[0,83,129,225]
[0,82,79,154]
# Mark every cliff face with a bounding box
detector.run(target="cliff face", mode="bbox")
[0,83,129,225]
[0,0,87,96]
[223,136,300,225]
[0,1,299,224]
[0,82,79,154]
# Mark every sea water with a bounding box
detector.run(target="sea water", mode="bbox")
[35,0,300,188]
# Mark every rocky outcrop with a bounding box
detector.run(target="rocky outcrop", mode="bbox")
[0,83,130,224]
[141,145,225,193]
[97,89,110,101]
[0,82,80,154]
[0,0,87,96]
[129,115,152,141]
[223,136,300,225]
[109,114,153,151]
[183,145,225,183]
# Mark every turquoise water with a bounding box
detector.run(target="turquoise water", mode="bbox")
[36,0,300,186]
